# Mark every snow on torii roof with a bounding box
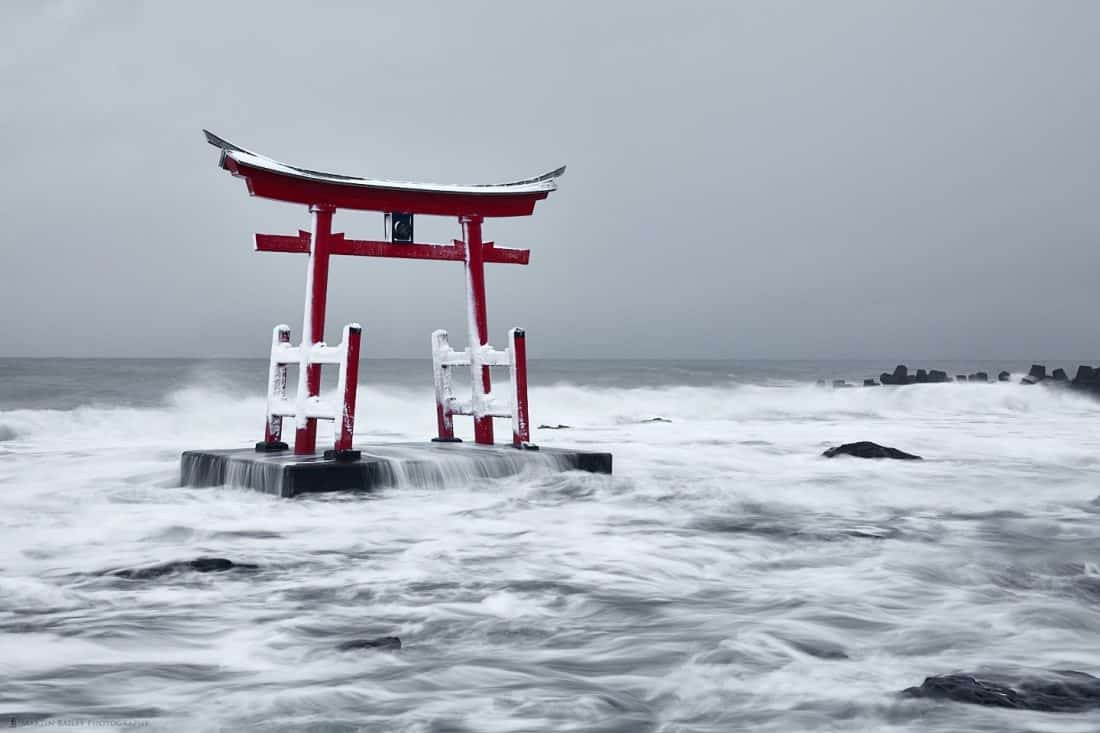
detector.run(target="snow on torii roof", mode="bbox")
[204,130,565,217]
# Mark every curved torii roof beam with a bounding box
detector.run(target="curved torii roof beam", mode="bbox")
[204,130,565,217]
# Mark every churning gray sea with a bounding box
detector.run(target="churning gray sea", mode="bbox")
[2,358,1100,732]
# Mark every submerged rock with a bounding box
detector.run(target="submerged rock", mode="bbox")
[337,636,402,652]
[640,417,672,424]
[822,441,922,460]
[904,669,1100,713]
[537,424,572,430]
[998,370,1011,382]
[108,557,259,580]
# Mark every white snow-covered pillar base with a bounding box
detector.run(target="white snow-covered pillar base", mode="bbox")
[429,327,534,448]
[259,322,364,459]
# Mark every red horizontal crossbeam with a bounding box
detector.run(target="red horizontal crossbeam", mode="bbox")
[254,231,312,253]
[254,233,529,265]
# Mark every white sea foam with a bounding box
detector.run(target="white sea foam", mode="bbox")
[2,376,1100,731]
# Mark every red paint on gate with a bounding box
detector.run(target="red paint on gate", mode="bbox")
[205,131,561,454]
[463,216,494,445]
[510,329,530,447]
[336,326,362,452]
[255,234,530,265]
[255,231,312,253]
[295,206,334,455]
[435,402,454,441]
[222,156,549,217]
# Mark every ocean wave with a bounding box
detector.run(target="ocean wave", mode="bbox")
[3,371,1100,731]
[0,380,1095,448]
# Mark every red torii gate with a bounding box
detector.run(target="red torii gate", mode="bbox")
[204,131,563,456]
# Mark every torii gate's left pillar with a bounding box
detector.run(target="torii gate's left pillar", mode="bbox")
[295,205,334,455]
[462,215,495,446]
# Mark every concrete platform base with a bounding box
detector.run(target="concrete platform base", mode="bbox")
[180,442,613,498]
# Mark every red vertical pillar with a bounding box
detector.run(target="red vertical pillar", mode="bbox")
[334,325,362,452]
[509,328,530,447]
[435,391,455,441]
[295,205,334,455]
[462,215,494,445]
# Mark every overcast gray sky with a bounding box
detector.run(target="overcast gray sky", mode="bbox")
[1,1,1097,359]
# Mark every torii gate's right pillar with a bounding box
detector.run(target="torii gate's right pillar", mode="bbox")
[462,215,494,445]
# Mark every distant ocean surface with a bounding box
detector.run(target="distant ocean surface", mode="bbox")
[3,357,1100,732]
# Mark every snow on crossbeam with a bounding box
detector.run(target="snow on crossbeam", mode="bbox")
[254,233,531,266]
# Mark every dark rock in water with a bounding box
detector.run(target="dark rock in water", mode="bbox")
[189,557,247,573]
[1022,364,1047,385]
[641,417,672,423]
[109,557,259,580]
[1073,365,1096,384]
[337,636,402,652]
[863,378,878,387]
[1052,368,1069,382]
[956,374,967,382]
[816,379,827,387]
[538,424,572,430]
[968,372,988,383]
[1073,382,1100,397]
[822,441,922,460]
[915,368,929,384]
[832,379,853,389]
[998,371,1011,382]
[903,669,1100,712]
[1071,367,1100,397]
[881,365,911,385]
[928,369,948,383]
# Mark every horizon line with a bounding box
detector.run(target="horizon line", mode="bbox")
[0,355,1092,363]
